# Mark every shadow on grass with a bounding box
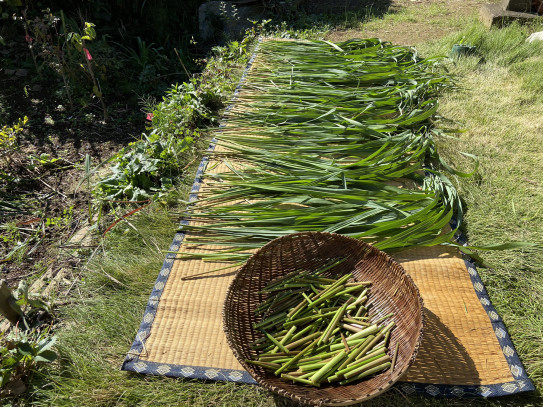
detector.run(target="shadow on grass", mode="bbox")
[261,0,392,34]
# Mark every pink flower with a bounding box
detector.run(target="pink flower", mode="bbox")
[83,48,93,61]
[25,34,33,44]
[146,113,154,121]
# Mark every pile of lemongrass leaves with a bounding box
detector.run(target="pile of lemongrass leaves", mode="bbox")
[176,39,530,265]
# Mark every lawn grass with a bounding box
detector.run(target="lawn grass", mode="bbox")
[14,15,543,407]
[419,21,543,401]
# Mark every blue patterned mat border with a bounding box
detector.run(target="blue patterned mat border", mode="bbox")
[122,40,534,399]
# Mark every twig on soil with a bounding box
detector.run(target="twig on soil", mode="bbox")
[23,167,68,199]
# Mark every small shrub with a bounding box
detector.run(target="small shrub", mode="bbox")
[95,131,195,201]
[0,280,57,395]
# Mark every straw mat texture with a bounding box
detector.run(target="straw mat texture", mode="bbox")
[122,40,534,399]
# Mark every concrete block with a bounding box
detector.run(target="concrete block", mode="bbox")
[480,3,541,28]
[501,0,532,12]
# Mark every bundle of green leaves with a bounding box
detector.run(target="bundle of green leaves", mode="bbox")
[180,39,476,260]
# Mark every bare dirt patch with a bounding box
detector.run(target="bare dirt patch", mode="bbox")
[0,60,144,287]
[327,0,490,45]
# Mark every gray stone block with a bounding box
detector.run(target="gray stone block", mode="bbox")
[480,3,541,28]
[199,1,264,43]
[501,0,532,12]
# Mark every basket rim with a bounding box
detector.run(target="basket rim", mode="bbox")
[223,231,425,406]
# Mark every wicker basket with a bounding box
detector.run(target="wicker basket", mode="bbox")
[223,232,424,406]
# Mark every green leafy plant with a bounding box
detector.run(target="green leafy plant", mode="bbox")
[92,28,257,204]
[0,329,57,388]
[116,37,169,85]
[151,81,213,134]
[0,280,57,394]
[20,9,108,118]
[94,79,219,202]
[95,132,194,201]
[0,116,27,151]
[11,280,51,318]
[67,21,108,120]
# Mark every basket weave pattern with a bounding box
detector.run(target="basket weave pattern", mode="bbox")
[223,232,424,406]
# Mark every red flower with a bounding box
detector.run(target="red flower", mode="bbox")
[83,48,93,61]
[146,113,154,121]
[25,34,33,44]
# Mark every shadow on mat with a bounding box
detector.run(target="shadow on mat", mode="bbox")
[391,245,461,263]
[406,308,479,385]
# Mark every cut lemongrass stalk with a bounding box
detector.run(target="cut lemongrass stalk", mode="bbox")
[356,288,369,299]
[344,324,379,341]
[258,355,291,362]
[373,312,394,324]
[275,339,318,375]
[287,297,307,319]
[320,302,348,344]
[259,350,301,357]
[281,374,315,386]
[343,355,391,380]
[339,362,392,385]
[301,292,314,305]
[300,360,334,372]
[340,353,387,377]
[297,354,330,364]
[251,329,287,346]
[347,315,369,320]
[335,285,368,297]
[254,312,287,330]
[307,286,345,309]
[319,306,341,313]
[329,337,368,352]
[272,325,297,353]
[245,360,281,370]
[285,331,322,350]
[310,350,347,385]
[310,273,352,301]
[341,323,363,333]
[354,305,367,318]
[340,332,350,352]
[356,333,386,358]
[285,370,305,376]
[336,342,366,372]
[297,354,335,367]
[287,324,315,344]
[381,321,396,335]
[352,296,368,308]
[343,317,370,326]
[263,331,290,354]
[391,341,399,373]
[353,347,387,364]
[285,309,330,326]
[261,270,309,293]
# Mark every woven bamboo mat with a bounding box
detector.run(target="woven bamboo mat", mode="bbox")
[122,40,534,399]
